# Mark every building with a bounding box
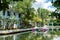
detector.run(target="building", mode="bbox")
[0,9,21,29]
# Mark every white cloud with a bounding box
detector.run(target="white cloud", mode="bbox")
[47,7,56,12]
[35,0,46,3]
[32,0,56,11]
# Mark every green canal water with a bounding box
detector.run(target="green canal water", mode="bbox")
[0,31,60,40]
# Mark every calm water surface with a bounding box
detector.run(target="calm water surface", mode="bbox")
[0,31,60,40]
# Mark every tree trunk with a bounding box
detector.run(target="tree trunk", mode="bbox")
[41,13,44,27]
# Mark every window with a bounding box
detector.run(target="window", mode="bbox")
[14,13,16,16]
[7,11,10,16]
[18,14,21,17]
[3,10,5,16]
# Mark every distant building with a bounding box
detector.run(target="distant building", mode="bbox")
[0,9,21,29]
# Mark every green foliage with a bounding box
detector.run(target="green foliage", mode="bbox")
[57,19,60,23]
[37,8,51,18]
[37,8,51,25]
[13,0,35,20]
[52,0,60,8]
[0,0,23,11]
[0,0,10,11]
[11,0,36,28]
[51,9,60,20]
[51,0,60,21]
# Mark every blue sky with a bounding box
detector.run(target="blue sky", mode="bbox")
[32,0,57,11]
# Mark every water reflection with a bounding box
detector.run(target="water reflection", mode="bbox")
[0,31,60,40]
[53,35,60,40]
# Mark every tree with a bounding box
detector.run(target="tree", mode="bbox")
[37,8,51,26]
[51,10,60,24]
[12,0,35,19]
[52,0,60,8]
[0,0,23,11]
[51,0,60,23]
[12,0,35,28]
[0,0,23,29]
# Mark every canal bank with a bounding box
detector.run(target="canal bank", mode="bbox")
[0,26,60,35]
[0,28,33,35]
[0,27,41,35]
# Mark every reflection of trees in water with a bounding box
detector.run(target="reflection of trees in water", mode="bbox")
[19,32,52,40]
[0,32,55,40]
[17,31,60,40]
[0,36,13,40]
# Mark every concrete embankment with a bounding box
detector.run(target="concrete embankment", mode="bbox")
[0,28,32,35]
[0,27,38,35]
